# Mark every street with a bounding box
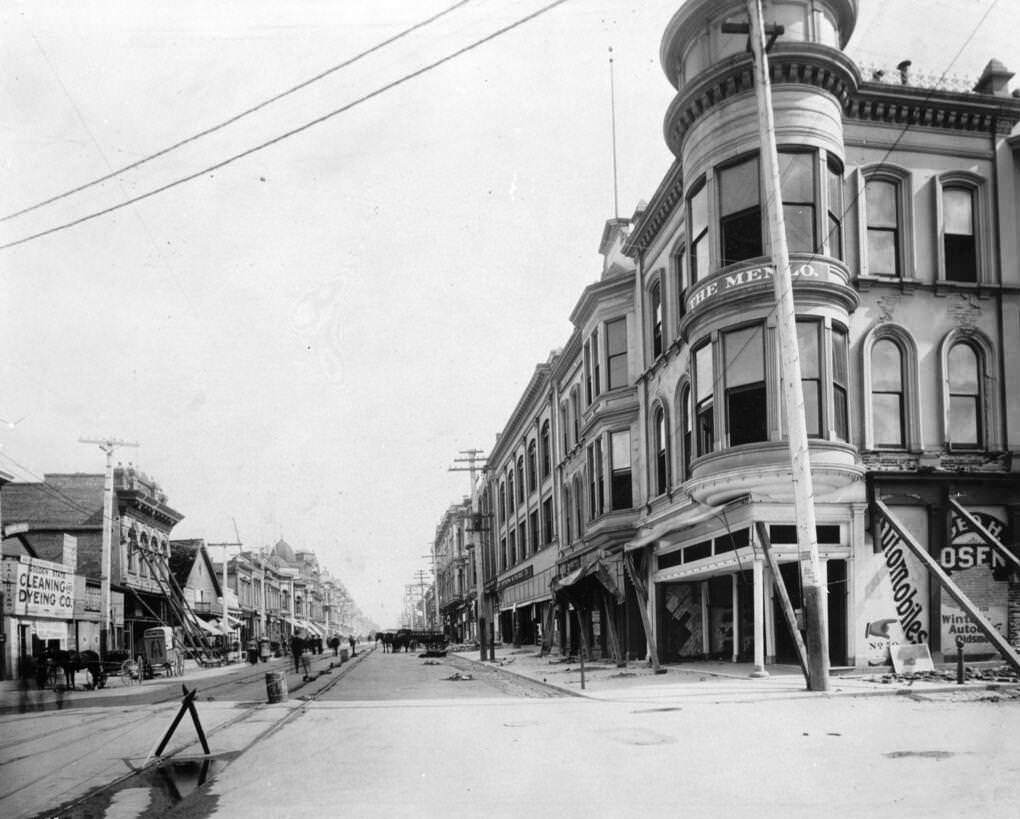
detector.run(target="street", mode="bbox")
[3,648,1018,818]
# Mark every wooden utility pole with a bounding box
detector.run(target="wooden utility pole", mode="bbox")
[448,449,487,487]
[80,436,138,658]
[745,0,829,690]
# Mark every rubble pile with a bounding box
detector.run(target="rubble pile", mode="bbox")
[868,665,1020,685]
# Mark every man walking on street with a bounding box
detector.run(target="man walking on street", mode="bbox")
[289,634,304,674]
[348,635,356,657]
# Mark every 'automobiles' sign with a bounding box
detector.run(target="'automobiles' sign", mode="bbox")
[1,556,74,619]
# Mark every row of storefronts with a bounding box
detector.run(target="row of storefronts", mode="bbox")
[430,0,1020,675]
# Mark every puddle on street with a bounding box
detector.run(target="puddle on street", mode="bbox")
[39,752,239,818]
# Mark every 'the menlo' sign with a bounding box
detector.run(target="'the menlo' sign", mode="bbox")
[1,556,74,619]
[686,262,830,313]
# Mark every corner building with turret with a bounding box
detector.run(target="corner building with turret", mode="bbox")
[620,0,1020,671]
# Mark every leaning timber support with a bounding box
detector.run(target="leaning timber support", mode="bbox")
[624,550,661,672]
[875,499,1020,674]
[601,588,625,667]
[948,499,1020,574]
[539,602,556,656]
[755,522,810,683]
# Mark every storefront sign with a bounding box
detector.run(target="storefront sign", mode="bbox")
[686,262,828,313]
[940,508,1010,657]
[1,556,74,619]
[497,565,534,592]
[879,517,929,644]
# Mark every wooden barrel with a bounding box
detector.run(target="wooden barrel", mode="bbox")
[265,670,288,703]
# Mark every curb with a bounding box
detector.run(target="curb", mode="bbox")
[452,653,587,699]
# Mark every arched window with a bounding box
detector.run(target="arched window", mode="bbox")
[498,481,506,523]
[946,341,982,448]
[653,404,670,496]
[937,172,985,283]
[679,383,693,481]
[516,456,525,503]
[650,280,664,359]
[507,470,515,513]
[573,476,584,535]
[540,421,551,479]
[862,324,921,451]
[527,441,538,494]
[861,165,914,279]
[562,485,573,544]
[870,339,905,448]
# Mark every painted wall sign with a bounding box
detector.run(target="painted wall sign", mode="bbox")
[686,262,828,313]
[497,564,534,592]
[879,518,929,644]
[940,508,1010,658]
[1,556,74,619]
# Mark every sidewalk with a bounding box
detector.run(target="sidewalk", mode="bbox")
[0,647,364,712]
[454,644,1020,703]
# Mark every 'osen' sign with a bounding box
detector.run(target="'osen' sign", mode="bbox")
[1,556,74,618]
[686,263,826,313]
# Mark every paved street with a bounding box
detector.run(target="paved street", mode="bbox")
[3,647,1019,818]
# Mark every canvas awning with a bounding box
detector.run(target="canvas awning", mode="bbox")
[625,496,751,551]
[551,556,624,604]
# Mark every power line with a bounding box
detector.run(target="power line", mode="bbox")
[1,0,474,224]
[0,0,572,252]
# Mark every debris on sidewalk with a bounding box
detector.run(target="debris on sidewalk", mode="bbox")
[865,665,1020,686]
[498,657,515,666]
[423,660,441,665]
[444,672,474,681]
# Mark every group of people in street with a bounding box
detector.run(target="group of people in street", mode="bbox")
[288,633,358,674]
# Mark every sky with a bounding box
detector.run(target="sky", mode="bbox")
[2,0,1018,628]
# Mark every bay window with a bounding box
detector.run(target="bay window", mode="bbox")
[780,151,815,254]
[606,317,627,389]
[610,430,632,510]
[724,324,766,445]
[719,155,762,265]
[695,343,715,455]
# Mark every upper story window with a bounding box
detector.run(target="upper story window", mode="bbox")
[540,421,551,479]
[526,441,537,494]
[869,338,906,448]
[689,181,709,284]
[832,325,849,442]
[562,484,573,544]
[650,280,664,359]
[780,151,815,254]
[942,187,976,282]
[653,404,670,496]
[673,242,688,321]
[720,155,762,265]
[587,439,605,519]
[507,470,515,513]
[695,342,715,456]
[946,341,982,448]
[826,156,844,260]
[591,329,601,397]
[573,475,585,535]
[541,497,554,546]
[583,341,593,404]
[798,320,823,437]
[679,383,693,481]
[571,388,581,445]
[724,324,766,445]
[610,430,632,510]
[560,403,570,452]
[515,455,525,504]
[865,179,900,276]
[606,317,628,389]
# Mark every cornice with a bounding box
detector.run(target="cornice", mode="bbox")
[846,81,1020,135]
[623,161,684,259]
[489,363,552,465]
[568,270,636,328]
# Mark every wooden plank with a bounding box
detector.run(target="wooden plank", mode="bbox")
[948,498,1020,573]
[539,602,555,656]
[624,551,661,672]
[601,589,624,667]
[876,499,1020,674]
[755,522,809,683]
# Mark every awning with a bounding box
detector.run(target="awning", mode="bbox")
[625,495,751,552]
[303,621,325,637]
[550,556,624,604]
[195,618,220,635]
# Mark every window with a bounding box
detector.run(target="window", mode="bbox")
[695,343,715,455]
[724,324,766,445]
[865,179,899,276]
[606,317,627,389]
[509,528,517,566]
[780,151,815,253]
[573,476,584,535]
[947,342,981,448]
[542,497,553,545]
[562,486,573,543]
[942,187,976,282]
[507,470,515,513]
[498,482,506,523]
[584,341,593,404]
[519,517,529,559]
[827,156,844,259]
[719,155,762,265]
[798,321,822,437]
[571,389,581,446]
[674,243,688,319]
[516,456,525,504]
[653,406,670,495]
[871,339,904,447]
[689,181,709,283]
[527,441,537,494]
[651,281,664,358]
[832,325,849,442]
[591,329,601,397]
[587,440,604,519]
[610,430,632,510]
[680,384,692,480]
[561,403,570,451]
[540,421,551,478]
[529,510,539,556]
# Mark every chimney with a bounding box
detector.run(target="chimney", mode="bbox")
[974,59,1014,96]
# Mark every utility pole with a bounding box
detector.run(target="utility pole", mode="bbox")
[448,449,487,488]
[80,436,139,658]
[208,541,242,639]
[743,0,829,690]
[412,569,431,630]
[422,546,441,630]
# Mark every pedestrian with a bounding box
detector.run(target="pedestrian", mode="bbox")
[348,634,356,657]
[289,634,304,674]
[329,635,340,656]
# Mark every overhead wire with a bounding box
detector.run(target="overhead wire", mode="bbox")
[0,0,475,224]
[0,0,572,252]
